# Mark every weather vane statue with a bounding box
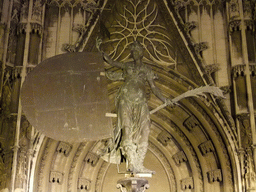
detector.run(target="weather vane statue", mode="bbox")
[96,38,224,175]
[97,40,173,174]
[20,34,225,191]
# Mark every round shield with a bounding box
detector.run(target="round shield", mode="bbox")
[21,52,112,143]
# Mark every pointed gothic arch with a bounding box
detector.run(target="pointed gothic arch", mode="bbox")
[3,0,256,192]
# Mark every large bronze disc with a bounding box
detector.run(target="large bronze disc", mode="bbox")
[21,52,112,143]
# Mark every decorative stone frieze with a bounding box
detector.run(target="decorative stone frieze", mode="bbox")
[229,20,241,33]
[172,151,187,165]
[30,23,42,35]
[183,115,200,131]
[157,130,172,146]
[49,171,63,184]
[78,178,91,190]
[245,20,254,31]
[250,64,256,76]
[232,64,246,77]
[173,0,225,6]
[228,0,254,32]
[207,169,222,183]
[84,151,99,167]
[181,177,194,190]
[198,140,215,156]
[56,141,72,156]
[46,0,98,11]
[17,23,42,34]
[232,64,256,78]
[17,23,27,34]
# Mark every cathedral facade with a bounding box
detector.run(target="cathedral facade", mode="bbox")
[0,0,256,191]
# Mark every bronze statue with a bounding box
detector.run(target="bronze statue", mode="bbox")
[98,41,172,174]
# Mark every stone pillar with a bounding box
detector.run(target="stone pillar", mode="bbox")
[228,0,256,191]
[8,0,44,192]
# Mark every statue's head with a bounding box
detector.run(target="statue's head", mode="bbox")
[130,41,144,59]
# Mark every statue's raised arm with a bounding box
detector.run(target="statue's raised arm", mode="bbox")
[96,37,125,68]
[102,52,125,69]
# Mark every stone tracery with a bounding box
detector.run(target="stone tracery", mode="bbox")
[1,0,255,191]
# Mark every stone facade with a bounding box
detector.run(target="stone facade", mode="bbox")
[0,0,256,191]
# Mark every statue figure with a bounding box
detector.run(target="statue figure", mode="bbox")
[98,41,173,174]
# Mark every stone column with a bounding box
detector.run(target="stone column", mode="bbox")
[9,0,44,191]
[228,0,256,191]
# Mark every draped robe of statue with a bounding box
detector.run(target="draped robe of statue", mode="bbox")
[98,41,171,173]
